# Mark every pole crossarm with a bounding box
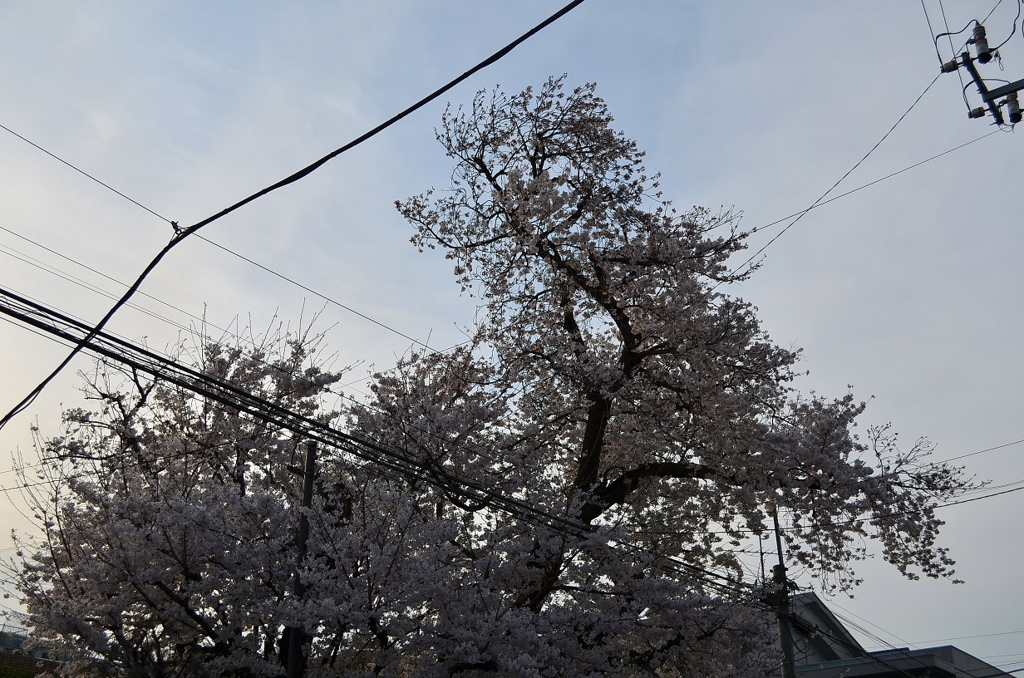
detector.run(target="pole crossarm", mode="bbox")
[985,77,1024,101]
[959,52,1007,124]
[948,50,1024,125]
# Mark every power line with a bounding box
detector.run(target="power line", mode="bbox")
[0,0,589,433]
[0,123,172,224]
[639,481,1024,538]
[0,283,600,536]
[782,589,1024,678]
[990,0,1023,53]
[749,130,997,234]
[17,129,1003,512]
[735,73,941,277]
[895,627,1024,647]
[0,251,514,488]
[829,607,1023,678]
[0,223,387,397]
[0,129,441,359]
[633,69,949,351]
[0,223,222,332]
[831,609,920,657]
[0,284,764,597]
[985,0,1009,26]
[940,483,1024,506]
[6,115,995,376]
[936,437,1024,463]
[6,290,1021,672]
[937,0,972,107]
[2,28,1002,439]
[0,9,1012,606]
[780,609,920,678]
[0,241,195,336]
[195,234,437,353]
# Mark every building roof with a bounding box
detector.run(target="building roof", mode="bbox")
[787,592,1012,678]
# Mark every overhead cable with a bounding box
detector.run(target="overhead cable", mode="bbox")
[732,73,942,279]
[0,0,588,432]
[0,284,759,596]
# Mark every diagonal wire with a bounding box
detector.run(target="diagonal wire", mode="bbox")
[749,130,996,234]
[0,0,589,432]
[735,73,941,276]
[0,122,172,224]
[194,234,435,352]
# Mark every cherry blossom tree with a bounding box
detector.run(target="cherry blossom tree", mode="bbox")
[5,77,973,678]
[5,329,462,677]
[6,329,337,676]
[356,75,970,671]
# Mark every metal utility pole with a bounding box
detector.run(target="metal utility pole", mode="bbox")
[286,440,317,678]
[771,510,796,678]
[942,23,1023,125]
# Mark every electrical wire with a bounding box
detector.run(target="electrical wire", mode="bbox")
[730,73,941,280]
[829,608,1022,678]
[0,283,607,536]
[0,8,1016,629]
[921,0,973,107]
[195,234,437,353]
[0,123,171,224]
[0,285,767,598]
[4,122,1003,518]
[1,44,1002,477]
[636,480,1024,538]
[830,606,916,651]
[0,0,589,433]
[5,288,1022,670]
[939,0,972,106]
[0,242,195,337]
[985,0,1009,25]
[779,609,920,678]
[0,225,538,487]
[7,107,994,381]
[12,264,1011,594]
[921,0,942,61]
[0,224,234,335]
[748,130,997,235]
[9,264,1020,569]
[905,628,1024,644]
[991,0,1023,52]
[783,590,1024,678]
[0,222,388,399]
[935,437,1024,463]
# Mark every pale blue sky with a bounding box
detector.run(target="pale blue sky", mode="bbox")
[1,1,1021,669]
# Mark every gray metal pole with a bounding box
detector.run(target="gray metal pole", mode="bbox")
[287,440,316,678]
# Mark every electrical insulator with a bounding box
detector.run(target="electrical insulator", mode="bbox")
[972,24,992,63]
[968,107,987,119]
[1006,93,1022,124]
[941,58,961,73]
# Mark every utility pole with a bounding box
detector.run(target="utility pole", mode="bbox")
[286,440,317,678]
[942,23,1023,125]
[771,510,796,678]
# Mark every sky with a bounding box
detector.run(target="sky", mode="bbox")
[0,0,1022,670]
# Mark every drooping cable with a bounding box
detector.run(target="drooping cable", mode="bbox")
[0,0,589,432]
[0,284,764,596]
[991,0,1023,53]
[730,73,941,280]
